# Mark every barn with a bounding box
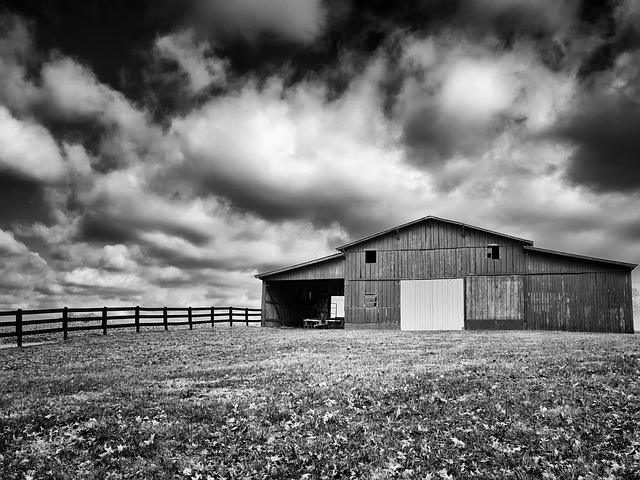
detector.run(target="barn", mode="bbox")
[256,216,636,332]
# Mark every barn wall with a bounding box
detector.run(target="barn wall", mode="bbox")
[345,280,400,328]
[342,219,530,329]
[351,220,526,251]
[466,275,525,330]
[525,272,633,333]
[526,250,629,274]
[345,246,526,280]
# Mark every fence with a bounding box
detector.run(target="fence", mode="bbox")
[0,306,262,347]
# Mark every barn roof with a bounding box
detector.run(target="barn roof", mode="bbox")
[255,252,344,279]
[524,246,637,269]
[335,215,534,251]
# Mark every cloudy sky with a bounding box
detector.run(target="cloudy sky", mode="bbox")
[0,0,639,310]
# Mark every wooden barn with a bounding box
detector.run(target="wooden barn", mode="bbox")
[256,216,636,332]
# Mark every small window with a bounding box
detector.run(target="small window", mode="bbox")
[364,293,377,307]
[487,244,500,260]
[365,250,377,263]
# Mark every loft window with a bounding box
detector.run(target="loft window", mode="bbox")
[365,250,377,263]
[364,293,378,307]
[487,244,500,260]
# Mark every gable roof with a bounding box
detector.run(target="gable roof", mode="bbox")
[255,252,344,279]
[335,215,534,251]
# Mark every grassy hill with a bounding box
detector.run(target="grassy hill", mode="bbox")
[1,328,639,479]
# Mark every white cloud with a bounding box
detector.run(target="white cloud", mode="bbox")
[0,229,29,255]
[102,244,139,271]
[439,58,518,123]
[171,62,425,232]
[154,28,228,92]
[40,58,114,119]
[64,267,145,291]
[39,57,157,141]
[0,106,66,182]
[63,143,93,178]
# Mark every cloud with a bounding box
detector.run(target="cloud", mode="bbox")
[154,28,229,93]
[464,0,579,34]
[194,0,327,44]
[557,96,640,193]
[0,14,39,113]
[63,267,146,296]
[0,228,52,308]
[169,60,435,236]
[77,168,217,246]
[0,228,29,255]
[39,58,116,120]
[0,106,66,182]
[552,47,640,193]
[395,35,575,167]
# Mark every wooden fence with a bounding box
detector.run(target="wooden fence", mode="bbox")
[0,306,262,347]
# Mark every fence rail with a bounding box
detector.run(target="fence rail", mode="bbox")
[0,306,262,347]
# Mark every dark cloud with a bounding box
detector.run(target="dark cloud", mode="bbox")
[617,220,640,242]
[77,212,213,247]
[172,160,385,239]
[403,106,459,161]
[556,96,640,193]
[0,173,51,227]
[4,0,184,94]
[77,217,139,245]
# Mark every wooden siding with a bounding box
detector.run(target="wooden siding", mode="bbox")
[263,283,286,325]
[345,280,400,326]
[466,275,525,330]
[526,250,630,274]
[263,256,344,281]
[348,219,525,252]
[525,272,633,332]
[345,245,527,280]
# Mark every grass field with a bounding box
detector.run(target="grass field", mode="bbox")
[1,328,639,479]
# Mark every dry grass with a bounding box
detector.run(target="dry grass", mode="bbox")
[1,327,639,479]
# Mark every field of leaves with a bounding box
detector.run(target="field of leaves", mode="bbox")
[1,327,639,479]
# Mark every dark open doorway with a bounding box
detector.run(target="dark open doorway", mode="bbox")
[264,279,344,327]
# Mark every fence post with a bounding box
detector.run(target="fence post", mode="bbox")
[102,307,107,335]
[188,307,193,330]
[229,306,233,327]
[16,309,22,348]
[211,307,215,327]
[62,307,68,341]
[163,307,168,331]
[245,307,249,326]
[135,306,140,333]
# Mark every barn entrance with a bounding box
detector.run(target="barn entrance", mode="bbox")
[400,279,464,330]
[263,279,344,328]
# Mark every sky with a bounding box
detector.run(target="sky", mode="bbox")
[0,0,639,310]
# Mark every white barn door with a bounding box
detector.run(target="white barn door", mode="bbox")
[400,279,464,330]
